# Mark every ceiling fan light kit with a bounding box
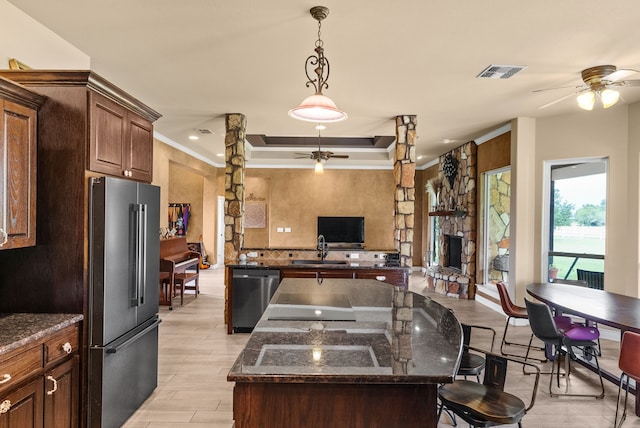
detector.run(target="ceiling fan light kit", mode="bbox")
[537,64,639,111]
[577,91,596,110]
[288,6,347,123]
[314,159,325,174]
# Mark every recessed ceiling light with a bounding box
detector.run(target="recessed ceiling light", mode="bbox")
[216,153,224,157]
[315,124,326,130]
[417,155,424,160]
[188,135,199,140]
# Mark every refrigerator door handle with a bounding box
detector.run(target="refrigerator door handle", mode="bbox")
[105,318,161,354]
[139,203,148,305]
[132,203,147,307]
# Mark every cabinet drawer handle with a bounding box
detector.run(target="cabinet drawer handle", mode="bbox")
[0,374,10,384]
[62,342,73,354]
[0,229,7,247]
[46,376,58,395]
[0,400,10,414]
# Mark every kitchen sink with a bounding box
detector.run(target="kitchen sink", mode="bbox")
[291,259,348,265]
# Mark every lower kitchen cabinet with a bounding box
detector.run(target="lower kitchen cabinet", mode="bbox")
[355,269,409,287]
[280,267,409,288]
[43,357,78,428]
[0,322,80,428]
[0,377,43,428]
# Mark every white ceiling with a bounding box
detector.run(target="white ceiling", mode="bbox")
[8,0,640,168]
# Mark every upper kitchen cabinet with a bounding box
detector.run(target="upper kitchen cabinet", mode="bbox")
[89,91,154,182]
[0,71,161,184]
[0,77,46,250]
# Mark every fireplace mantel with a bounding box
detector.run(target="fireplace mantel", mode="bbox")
[428,210,466,217]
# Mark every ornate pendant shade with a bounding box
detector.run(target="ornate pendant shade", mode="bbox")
[288,6,347,123]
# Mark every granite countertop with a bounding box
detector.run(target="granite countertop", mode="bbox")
[228,278,463,384]
[0,313,84,356]
[228,261,407,270]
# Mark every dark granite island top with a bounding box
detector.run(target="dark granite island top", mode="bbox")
[228,278,462,428]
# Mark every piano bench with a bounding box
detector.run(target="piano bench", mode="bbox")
[159,273,174,310]
[174,272,199,306]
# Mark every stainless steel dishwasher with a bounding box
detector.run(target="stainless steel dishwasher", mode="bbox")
[232,269,280,333]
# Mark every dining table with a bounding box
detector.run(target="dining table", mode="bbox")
[527,282,640,415]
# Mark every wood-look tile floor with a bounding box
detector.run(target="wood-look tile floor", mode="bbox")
[123,269,636,428]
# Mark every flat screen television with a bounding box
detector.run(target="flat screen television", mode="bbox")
[317,216,365,244]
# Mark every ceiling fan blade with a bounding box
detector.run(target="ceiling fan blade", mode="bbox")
[532,84,583,93]
[329,155,349,159]
[604,69,639,82]
[621,79,640,87]
[537,92,577,109]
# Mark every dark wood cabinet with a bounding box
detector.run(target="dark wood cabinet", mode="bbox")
[0,377,44,428]
[280,268,355,280]
[355,269,409,287]
[0,323,80,428]
[279,267,409,288]
[43,358,79,428]
[89,91,154,182]
[0,77,46,250]
[0,71,160,424]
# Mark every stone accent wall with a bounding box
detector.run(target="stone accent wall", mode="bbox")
[394,115,416,268]
[426,141,477,299]
[224,113,247,263]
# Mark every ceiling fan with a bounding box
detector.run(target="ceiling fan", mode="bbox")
[535,65,640,110]
[295,131,349,173]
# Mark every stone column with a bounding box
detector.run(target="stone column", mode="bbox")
[391,287,413,374]
[394,115,417,267]
[224,113,247,264]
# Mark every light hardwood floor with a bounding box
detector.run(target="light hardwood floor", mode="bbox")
[123,269,634,428]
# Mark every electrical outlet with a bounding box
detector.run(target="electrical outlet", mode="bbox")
[285,227,292,233]
[247,251,258,258]
[276,227,284,233]
[350,253,359,259]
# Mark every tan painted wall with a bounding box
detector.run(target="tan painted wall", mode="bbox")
[153,140,220,263]
[533,108,631,297]
[244,176,271,248]
[168,163,204,243]
[244,168,396,250]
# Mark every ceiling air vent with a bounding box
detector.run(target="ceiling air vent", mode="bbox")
[476,65,527,79]
[195,128,214,135]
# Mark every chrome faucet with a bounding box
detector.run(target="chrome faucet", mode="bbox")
[317,234,328,261]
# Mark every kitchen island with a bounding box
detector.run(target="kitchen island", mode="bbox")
[227,278,462,427]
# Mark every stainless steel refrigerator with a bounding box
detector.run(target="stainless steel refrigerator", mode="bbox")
[88,176,161,428]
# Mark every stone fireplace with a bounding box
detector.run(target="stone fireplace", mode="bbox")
[426,142,477,299]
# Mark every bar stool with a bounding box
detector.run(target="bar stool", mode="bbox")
[525,299,604,398]
[614,331,640,427]
[496,281,545,361]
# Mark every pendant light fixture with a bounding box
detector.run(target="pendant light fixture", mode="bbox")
[288,6,347,123]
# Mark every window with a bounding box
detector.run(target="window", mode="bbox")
[481,167,511,285]
[544,159,606,287]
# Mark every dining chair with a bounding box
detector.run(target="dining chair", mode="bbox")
[614,331,640,427]
[459,324,496,382]
[524,299,604,398]
[438,346,541,427]
[495,281,545,361]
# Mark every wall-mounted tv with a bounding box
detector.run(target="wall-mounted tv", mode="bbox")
[317,216,365,244]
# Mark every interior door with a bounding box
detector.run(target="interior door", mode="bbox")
[217,195,224,267]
